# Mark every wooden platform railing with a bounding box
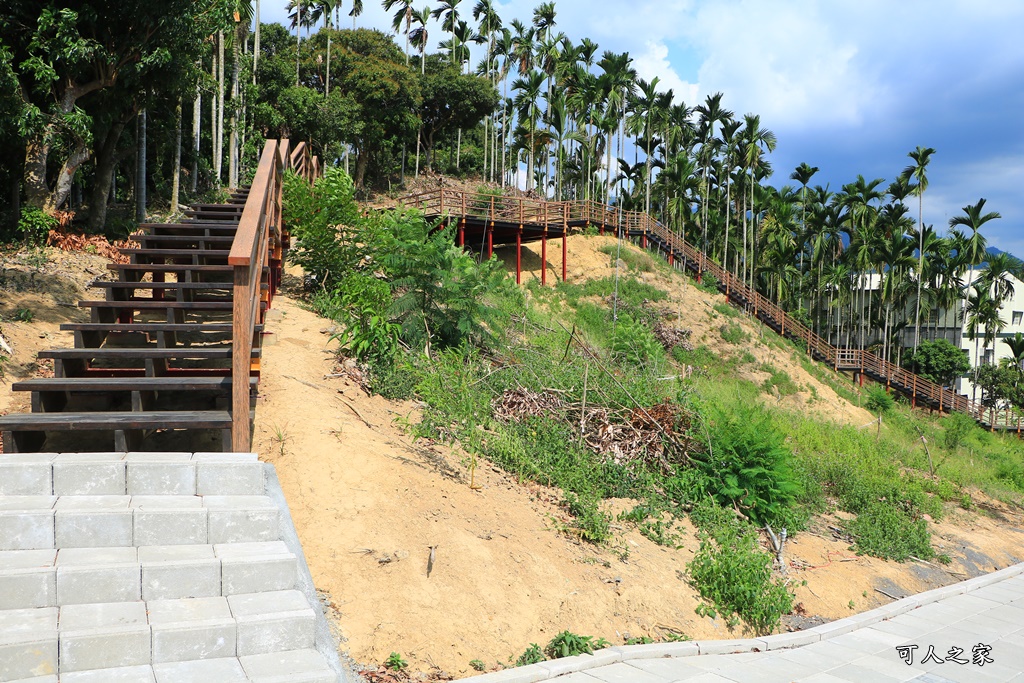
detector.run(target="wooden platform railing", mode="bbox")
[399,187,1024,432]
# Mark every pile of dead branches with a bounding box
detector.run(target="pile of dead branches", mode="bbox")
[492,388,698,474]
[47,230,137,264]
[652,321,693,351]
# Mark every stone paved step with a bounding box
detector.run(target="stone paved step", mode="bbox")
[0,493,280,551]
[0,452,265,497]
[0,542,298,610]
[0,594,319,678]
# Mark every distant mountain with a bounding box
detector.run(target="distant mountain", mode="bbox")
[987,246,1024,280]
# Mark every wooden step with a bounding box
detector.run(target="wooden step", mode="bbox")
[135,234,235,247]
[121,248,231,262]
[12,376,253,393]
[60,322,263,348]
[0,410,233,452]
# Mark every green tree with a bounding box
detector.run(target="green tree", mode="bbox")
[418,61,499,171]
[902,145,936,354]
[909,339,971,387]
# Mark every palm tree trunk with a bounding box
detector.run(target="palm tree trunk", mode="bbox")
[229,28,239,188]
[253,0,260,86]
[171,99,182,213]
[192,82,201,194]
[216,29,225,183]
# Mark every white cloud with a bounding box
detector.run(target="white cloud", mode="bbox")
[633,42,699,104]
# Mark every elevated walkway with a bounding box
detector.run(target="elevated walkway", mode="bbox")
[400,188,1024,432]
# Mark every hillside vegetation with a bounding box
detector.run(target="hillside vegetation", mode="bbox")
[283,171,1024,662]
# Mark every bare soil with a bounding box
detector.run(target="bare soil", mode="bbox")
[4,240,1024,681]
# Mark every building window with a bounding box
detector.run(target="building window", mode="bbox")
[1013,311,1023,326]
[983,348,995,365]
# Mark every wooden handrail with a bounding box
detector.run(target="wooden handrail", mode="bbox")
[396,186,1023,431]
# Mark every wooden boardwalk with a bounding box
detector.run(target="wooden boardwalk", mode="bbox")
[401,188,1024,433]
[0,140,320,452]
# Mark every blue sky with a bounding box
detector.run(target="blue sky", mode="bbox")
[261,0,1024,255]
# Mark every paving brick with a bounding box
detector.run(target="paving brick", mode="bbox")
[55,509,133,548]
[221,553,297,595]
[126,454,196,495]
[138,545,216,563]
[148,596,236,663]
[194,454,264,495]
[133,508,208,546]
[611,641,700,660]
[0,498,57,551]
[0,607,58,681]
[205,497,279,544]
[59,665,156,682]
[227,590,315,656]
[239,649,335,681]
[213,541,290,558]
[56,547,140,605]
[0,455,55,495]
[142,558,221,601]
[0,549,57,610]
[58,602,150,672]
[53,454,126,495]
[152,657,248,683]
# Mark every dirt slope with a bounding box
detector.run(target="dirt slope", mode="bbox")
[4,243,1024,680]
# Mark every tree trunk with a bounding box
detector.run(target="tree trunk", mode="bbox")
[192,83,201,194]
[172,98,182,213]
[229,26,240,188]
[253,0,260,86]
[135,110,147,222]
[354,148,369,188]
[87,119,128,233]
[216,29,225,183]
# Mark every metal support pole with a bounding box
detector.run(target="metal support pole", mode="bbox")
[516,228,522,285]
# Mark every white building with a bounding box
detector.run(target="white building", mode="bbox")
[828,270,1024,400]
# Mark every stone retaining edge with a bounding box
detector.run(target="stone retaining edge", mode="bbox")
[460,560,1024,683]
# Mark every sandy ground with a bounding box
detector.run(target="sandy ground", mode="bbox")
[5,243,1024,680]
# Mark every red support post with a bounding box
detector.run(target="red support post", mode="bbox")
[516,228,522,285]
[562,232,568,281]
[541,228,548,286]
[458,217,465,247]
[487,221,493,259]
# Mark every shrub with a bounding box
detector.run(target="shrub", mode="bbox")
[846,502,933,561]
[687,514,793,634]
[544,631,609,659]
[611,317,664,366]
[942,412,975,451]
[563,492,611,544]
[17,207,56,246]
[516,644,545,666]
[761,366,798,398]
[864,386,894,414]
[693,404,804,527]
[697,272,720,294]
[720,323,746,345]
[713,302,739,318]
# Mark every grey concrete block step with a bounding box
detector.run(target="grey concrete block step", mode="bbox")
[0,594,318,678]
[0,452,265,497]
[0,494,280,551]
[0,542,299,610]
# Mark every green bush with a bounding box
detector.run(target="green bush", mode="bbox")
[720,323,746,345]
[515,644,545,666]
[693,404,804,527]
[283,167,363,290]
[713,302,739,318]
[17,207,56,246]
[687,514,793,634]
[563,492,611,543]
[761,366,798,397]
[864,386,894,414]
[847,502,933,561]
[611,317,664,366]
[544,631,609,659]
[942,412,975,451]
[697,272,720,294]
[909,339,971,387]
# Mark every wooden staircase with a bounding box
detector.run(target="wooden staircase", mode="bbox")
[0,140,320,453]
